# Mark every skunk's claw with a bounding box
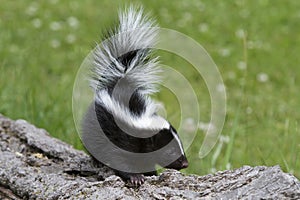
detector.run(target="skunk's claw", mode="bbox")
[129,174,145,186]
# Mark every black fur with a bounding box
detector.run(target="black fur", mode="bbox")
[94,100,173,153]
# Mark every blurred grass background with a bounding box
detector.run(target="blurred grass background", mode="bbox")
[0,0,299,178]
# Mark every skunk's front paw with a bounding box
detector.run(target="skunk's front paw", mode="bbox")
[115,171,145,187]
[129,174,145,186]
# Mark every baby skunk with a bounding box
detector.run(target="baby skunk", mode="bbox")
[81,6,188,186]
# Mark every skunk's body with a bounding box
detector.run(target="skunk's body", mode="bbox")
[81,6,188,186]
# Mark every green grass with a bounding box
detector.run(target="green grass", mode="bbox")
[1,0,299,178]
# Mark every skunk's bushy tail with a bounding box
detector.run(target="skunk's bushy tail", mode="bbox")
[90,6,160,95]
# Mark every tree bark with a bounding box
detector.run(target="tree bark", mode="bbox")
[0,114,299,200]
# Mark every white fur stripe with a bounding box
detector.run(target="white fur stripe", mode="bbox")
[96,90,170,130]
[170,129,185,155]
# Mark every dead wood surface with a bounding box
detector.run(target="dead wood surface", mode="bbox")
[0,114,299,200]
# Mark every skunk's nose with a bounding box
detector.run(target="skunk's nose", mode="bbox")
[182,160,189,168]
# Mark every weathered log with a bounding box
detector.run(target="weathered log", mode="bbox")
[0,114,299,199]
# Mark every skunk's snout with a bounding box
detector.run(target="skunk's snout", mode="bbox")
[181,159,189,169]
[165,155,189,170]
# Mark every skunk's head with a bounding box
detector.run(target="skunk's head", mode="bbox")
[164,126,189,169]
[154,125,189,170]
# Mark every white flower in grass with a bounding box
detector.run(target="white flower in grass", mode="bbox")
[32,18,42,28]
[176,12,193,27]
[50,39,61,48]
[198,122,215,132]
[182,118,197,133]
[246,106,253,114]
[66,34,76,44]
[67,16,79,29]
[219,135,230,144]
[248,40,264,49]
[50,21,62,31]
[237,61,247,70]
[247,40,255,49]
[198,23,208,33]
[257,72,269,83]
[219,48,231,57]
[26,3,38,16]
[227,71,236,80]
[195,1,206,11]
[50,0,59,4]
[236,29,246,39]
[183,12,192,22]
